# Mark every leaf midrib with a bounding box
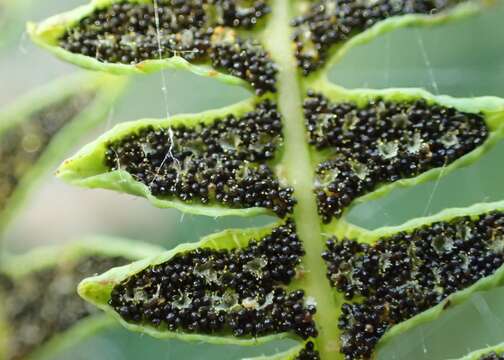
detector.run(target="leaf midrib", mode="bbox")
[265,1,341,358]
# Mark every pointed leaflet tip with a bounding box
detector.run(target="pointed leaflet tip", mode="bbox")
[78,222,280,310]
[77,272,122,310]
[25,1,252,87]
[78,276,112,308]
[55,99,287,218]
[76,222,306,345]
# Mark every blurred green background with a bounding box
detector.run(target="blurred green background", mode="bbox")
[0,1,503,359]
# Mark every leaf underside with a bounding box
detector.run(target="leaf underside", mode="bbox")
[454,345,504,360]
[0,72,127,236]
[30,0,504,359]
[0,237,163,360]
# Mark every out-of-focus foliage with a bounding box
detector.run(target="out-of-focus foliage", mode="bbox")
[0,0,503,359]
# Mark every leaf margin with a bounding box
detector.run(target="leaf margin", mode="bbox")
[56,94,288,218]
[308,81,504,229]
[77,221,302,346]
[241,342,306,360]
[0,235,164,360]
[26,0,252,90]
[321,200,504,360]
[0,71,128,235]
[451,342,504,360]
[303,0,487,81]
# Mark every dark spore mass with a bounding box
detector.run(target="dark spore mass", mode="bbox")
[209,32,277,95]
[109,221,318,339]
[0,255,127,360]
[105,100,295,217]
[216,0,271,28]
[296,341,321,360]
[304,92,488,222]
[292,0,464,74]
[322,212,504,360]
[59,1,276,95]
[480,353,504,360]
[0,92,96,212]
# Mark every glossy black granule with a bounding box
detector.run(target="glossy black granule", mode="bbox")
[480,352,504,360]
[214,0,271,28]
[322,211,504,360]
[209,34,277,95]
[304,92,488,223]
[105,100,295,217]
[296,341,321,360]
[0,92,96,212]
[292,0,463,74]
[59,1,276,95]
[0,255,128,360]
[109,221,318,339]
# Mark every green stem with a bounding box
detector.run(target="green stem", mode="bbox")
[265,1,341,358]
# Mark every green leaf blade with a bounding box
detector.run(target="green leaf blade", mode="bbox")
[27,0,277,95]
[24,0,504,358]
[0,237,164,360]
[295,0,485,78]
[452,343,504,360]
[306,82,504,225]
[57,97,295,218]
[241,347,302,360]
[0,72,127,235]
[322,205,504,360]
[241,341,318,360]
[78,221,315,346]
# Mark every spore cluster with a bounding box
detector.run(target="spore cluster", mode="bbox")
[0,255,127,360]
[304,92,488,222]
[59,1,276,94]
[322,211,504,359]
[110,221,318,339]
[292,0,464,74]
[105,100,296,217]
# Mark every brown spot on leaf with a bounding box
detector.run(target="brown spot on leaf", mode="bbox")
[443,299,452,310]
